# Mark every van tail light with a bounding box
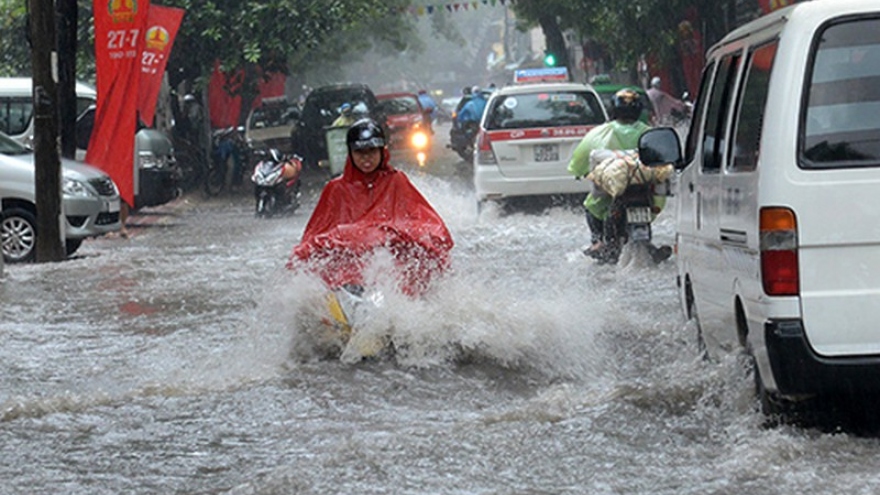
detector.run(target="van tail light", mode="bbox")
[760,207,799,296]
[476,130,497,165]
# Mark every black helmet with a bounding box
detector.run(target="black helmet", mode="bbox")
[269,148,284,163]
[346,119,386,150]
[611,88,644,121]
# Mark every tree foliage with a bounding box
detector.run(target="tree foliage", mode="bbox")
[511,0,739,79]
[160,0,408,93]
[0,0,32,76]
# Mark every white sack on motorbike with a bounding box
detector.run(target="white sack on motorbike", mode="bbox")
[588,149,674,197]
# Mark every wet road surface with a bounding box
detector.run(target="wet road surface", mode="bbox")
[2,126,880,494]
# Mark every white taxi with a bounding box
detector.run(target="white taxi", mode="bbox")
[473,71,608,204]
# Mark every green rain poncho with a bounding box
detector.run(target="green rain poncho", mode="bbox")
[567,120,653,220]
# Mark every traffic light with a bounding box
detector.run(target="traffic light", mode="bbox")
[543,51,557,67]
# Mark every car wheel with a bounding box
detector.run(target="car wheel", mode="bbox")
[65,238,83,256]
[1,207,37,263]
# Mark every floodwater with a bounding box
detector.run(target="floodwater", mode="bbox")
[2,128,880,494]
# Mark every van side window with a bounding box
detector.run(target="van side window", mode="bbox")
[684,61,714,164]
[701,54,741,172]
[802,18,880,168]
[0,98,34,136]
[730,41,778,172]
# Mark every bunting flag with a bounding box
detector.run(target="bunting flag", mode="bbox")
[87,0,150,206]
[137,5,185,127]
[399,0,512,16]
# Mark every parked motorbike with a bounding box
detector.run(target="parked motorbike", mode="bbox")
[206,126,249,196]
[251,149,302,218]
[447,121,478,162]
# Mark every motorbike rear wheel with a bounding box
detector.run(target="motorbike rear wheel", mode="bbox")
[204,158,227,197]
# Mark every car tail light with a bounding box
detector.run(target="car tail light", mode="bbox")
[760,207,799,296]
[476,130,497,165]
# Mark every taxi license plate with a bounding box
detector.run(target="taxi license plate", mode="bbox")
[626,206,652,224]
[534,143,559,162]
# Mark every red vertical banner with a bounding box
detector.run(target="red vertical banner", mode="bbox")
[759,0,794,13]
[208,60,243,129]
[86,0,150,207]
[137,5,184,127]
[677,11,704,97]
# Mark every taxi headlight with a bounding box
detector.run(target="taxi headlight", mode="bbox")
[63,178,96,198]
[411,131,429,149]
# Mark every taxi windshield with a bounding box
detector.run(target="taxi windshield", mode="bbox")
[485,91,605,130]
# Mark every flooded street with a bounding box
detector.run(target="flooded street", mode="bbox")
[2,128,880,494]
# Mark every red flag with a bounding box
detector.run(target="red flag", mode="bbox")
[759,0,794,13]
[137,5,184,127]
[208,60,244,129]
[87,0,150,206]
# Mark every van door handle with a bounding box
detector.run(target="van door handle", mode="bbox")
[688,182,694,193]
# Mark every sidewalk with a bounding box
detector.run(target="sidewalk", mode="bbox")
[121,163,331,236]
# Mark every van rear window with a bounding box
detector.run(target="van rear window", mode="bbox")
[802,18,880,168]
[485,91,605,130]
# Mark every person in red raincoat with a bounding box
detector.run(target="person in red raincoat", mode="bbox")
[287,119,453,296]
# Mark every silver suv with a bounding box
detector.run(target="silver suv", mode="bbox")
[0,131,121,262]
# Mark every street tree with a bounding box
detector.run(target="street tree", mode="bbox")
[511,0,741,85]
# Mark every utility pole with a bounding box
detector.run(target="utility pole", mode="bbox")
[29,0,65,262]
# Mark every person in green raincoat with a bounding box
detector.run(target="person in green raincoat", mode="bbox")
[567,88,665,259]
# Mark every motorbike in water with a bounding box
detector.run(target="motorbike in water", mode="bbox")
[251,149,302,218]
[585,149,674,265]
[447,121,478,162]
[321,284,391,360]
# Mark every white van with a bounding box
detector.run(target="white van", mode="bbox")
[639,0,880,413]
[0,77,178,210]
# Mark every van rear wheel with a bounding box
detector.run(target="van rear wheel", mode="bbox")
[685,281,708,360]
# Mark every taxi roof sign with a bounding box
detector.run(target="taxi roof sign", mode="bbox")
[513,67,570,84]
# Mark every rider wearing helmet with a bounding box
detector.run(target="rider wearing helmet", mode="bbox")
[288,118,453,296]
[567,88,657,259]
[332,102,356,128]
[455,86,488,126]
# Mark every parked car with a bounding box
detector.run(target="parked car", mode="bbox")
[290,83,380,169]
[0,130,121,262]
[0,77,178,210]
[640,0,880,416]
[74,105,178,210]
[245,96,300,154]
[473,80,607,206]
[375,92,431,167]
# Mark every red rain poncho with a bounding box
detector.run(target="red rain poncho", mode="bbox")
[288,149,453,296]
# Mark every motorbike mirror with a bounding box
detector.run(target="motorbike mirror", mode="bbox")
[639,128,683,169]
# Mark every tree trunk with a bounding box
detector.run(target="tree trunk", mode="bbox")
[29,0,65,262]
[538,14,569,70]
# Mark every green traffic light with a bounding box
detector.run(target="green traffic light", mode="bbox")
[544,53,557,67]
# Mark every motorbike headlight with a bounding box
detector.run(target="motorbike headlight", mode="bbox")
[411,131,429,149]
[63,178,96,198]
